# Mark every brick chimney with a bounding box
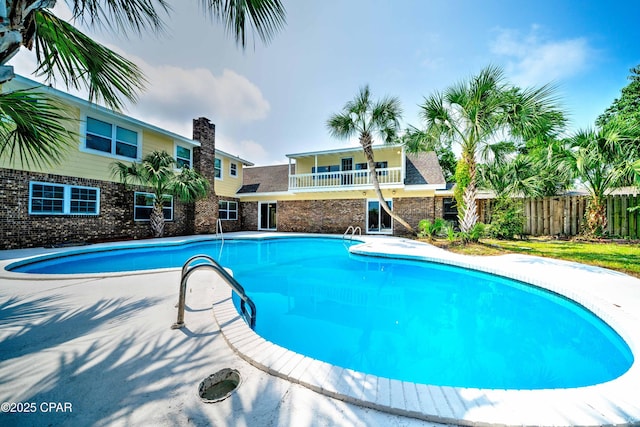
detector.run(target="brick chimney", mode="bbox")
[192,117,218,234]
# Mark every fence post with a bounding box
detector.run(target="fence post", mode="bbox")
[614,196,622,237]
[577,197,586,235]
[542,197,549,236]
[621,196,628,237]
[606,195,613,236]
[630,195,638,239]
[534,199,541,235]
[523,198,530,234]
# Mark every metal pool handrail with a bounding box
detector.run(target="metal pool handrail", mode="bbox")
[216,218,224,259]
[172,254,256,330]
[343,225,362,241]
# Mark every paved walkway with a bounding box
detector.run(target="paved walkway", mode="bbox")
[1,233,639,426]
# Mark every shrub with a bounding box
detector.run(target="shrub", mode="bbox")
[459,222,485,243]
[418,218,445,239]
[486,198,524,240]
[443,223,457,243]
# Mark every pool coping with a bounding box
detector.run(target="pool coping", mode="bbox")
[210,234,640,426]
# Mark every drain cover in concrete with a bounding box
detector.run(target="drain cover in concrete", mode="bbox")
[198,368,241,403]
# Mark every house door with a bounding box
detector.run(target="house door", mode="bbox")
[367,199,393,234]
[259,202,277,230]
[341,157,353,185]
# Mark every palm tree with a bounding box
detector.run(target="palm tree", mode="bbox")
[327,85,415,234]
[112,151,209,237]
[419,65,563,234]
[0,0,286,166]
[564,120,639,236]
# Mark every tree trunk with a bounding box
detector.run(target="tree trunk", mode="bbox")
[458,151,479,234]
[361,133,416,235]
[459,183,479,235]
[150,201,165,238]
[585,195,607,237]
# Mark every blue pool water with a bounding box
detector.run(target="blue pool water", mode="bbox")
[9,237,634,389]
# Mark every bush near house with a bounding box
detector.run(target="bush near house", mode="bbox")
[485,198,524,240]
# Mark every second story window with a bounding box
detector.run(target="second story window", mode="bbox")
[85,116,138,159]
[229,162,237,177]
[176,145,192,168]
[214,158,222,179]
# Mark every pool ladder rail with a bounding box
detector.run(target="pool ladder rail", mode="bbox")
[343,225,362,241]
[216,218,224,259]
[216,218,224,242]
[172,254,257,330]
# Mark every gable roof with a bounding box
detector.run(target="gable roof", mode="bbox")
[215,148,254,166]
[9,75,198,146]
[237,164,293,194]
[404,152,445,186]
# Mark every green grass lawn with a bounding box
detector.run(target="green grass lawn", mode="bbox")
[430,237,640,279]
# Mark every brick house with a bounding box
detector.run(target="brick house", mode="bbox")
[1,76,454,249]
[237,145,453,236]
[0,76,252,249]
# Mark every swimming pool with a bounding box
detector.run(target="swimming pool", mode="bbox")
[8,236,633,390]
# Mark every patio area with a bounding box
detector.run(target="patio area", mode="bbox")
[1,233,639,426]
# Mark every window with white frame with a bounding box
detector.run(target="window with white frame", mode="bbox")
[175,145,192,168]
[218,200,238,220]
[134,192,173,221]
[29,182,100,215]
[214,158,222,179]
[229,162,238,177]
[85,116,139,159]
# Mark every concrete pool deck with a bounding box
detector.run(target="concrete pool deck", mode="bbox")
[1,232,639,426]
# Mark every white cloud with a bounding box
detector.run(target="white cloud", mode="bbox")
[215,134,274,165]
[10,43,271,145]
[133,59,270,125]
[490,26,591,87]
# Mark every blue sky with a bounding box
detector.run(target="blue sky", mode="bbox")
[11,0,640,165]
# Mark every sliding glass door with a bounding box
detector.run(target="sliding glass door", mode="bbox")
[259,202,277,230]
[367,199,392,234]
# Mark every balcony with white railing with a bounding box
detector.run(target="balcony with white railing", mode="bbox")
[288,167,403,191]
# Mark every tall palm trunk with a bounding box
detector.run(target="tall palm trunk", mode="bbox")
[585,195,607,236]
[458,151,479,233]
[361,133,416,235]
[150,200,165,238]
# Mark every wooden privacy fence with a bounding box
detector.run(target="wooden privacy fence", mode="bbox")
[478,194,640,238]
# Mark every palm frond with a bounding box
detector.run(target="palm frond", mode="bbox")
[326,113,356,140]
[67,0,170,34]
[420,92,452,130]
[171,166,210,202]
[201,0,286,48]
[402,125,438,153]
[139,151,175,192]
[0,89,75,168]
[506,83,566,141]
[33,9,146,111]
